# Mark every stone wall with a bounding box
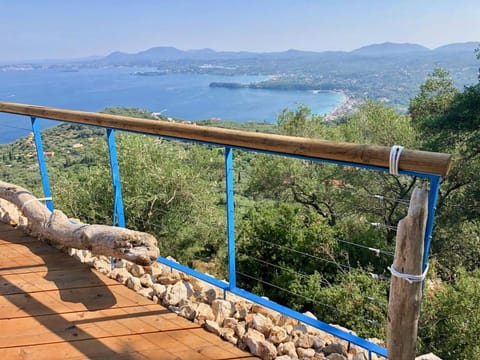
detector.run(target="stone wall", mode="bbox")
[70,249,383,360]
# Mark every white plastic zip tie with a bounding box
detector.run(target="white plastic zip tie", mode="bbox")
[21,197,53,211]
[388,263,429,284]
[389,145,404,175]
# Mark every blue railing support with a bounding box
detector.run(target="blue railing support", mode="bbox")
[31,117,54,212]
[158,256,229,291]
[156,256,387,357]
[231,287,388,357]
[225,146,236,291]
[106,128,125,228]
[422,175,441,271]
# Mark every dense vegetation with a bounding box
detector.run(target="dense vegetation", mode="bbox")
[1,62,479,358]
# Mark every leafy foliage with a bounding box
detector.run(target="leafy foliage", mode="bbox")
[53,133,226,265]
[342,101,417,147]
[409,68,459,128]
[237,203,338,288]
[310,269,389,339]
[408,69,480,277]
[420,268,480,359]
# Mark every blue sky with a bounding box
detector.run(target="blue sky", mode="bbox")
[1,0,479,61]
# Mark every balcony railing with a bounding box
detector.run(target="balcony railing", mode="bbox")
[0,101,452,359]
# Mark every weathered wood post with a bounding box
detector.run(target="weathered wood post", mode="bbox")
[0,180,160,265]
[387,185,429,360]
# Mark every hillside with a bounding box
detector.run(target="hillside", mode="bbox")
[88,42,480,109]
[351,42,430,55]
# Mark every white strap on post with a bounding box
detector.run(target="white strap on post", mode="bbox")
[389,145,404,175]
[388,263,429,284]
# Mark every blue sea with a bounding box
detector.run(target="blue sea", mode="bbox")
[0,67,344,144]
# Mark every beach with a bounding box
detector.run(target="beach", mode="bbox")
[324,91,359,121]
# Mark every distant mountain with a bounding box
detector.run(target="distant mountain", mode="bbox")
[98,42,479,65]
[5,41,479,67]
[102,46,257,63]
[104,47,186,62]
[433,41,479,53]
[351,42,429,56]
[262,49,331,58]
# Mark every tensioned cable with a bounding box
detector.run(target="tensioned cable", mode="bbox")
[241,254,333,286]
[237,270,345,313]
[367,194,410,205]
[250,237,352,270]
[244,237,391,280]
[238,189,411,208]
[333,237,394,257]
[369,222,398,232]
[241,254,387,306]
[136,217,393,284]
[237,271,384,327]
[239,203,399,248]
[238,214,395,258]
[20,196,53,211]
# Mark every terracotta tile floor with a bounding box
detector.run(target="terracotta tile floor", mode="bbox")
[0,223,257,360]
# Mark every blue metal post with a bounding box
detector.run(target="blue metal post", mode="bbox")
[31,117,54,212]
[225,147,236,291]
[106,129,125,228]
[422,175,441,271]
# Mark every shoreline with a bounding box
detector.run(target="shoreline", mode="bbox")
[324,91,357,121]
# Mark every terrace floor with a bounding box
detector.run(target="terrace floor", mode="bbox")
[0,223,256,360]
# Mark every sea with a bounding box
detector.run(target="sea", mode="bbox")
[0,67,344,144]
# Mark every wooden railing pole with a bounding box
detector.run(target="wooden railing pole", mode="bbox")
[0,101,452,176]
[387,185,429,360]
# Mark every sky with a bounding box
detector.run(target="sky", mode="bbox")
[1,0,479,62]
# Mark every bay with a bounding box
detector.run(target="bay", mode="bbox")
[0,67,344,144]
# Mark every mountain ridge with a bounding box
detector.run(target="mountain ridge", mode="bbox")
[99,41,479,63]
[351,42,430,56]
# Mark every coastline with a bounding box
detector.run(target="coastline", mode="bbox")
[323,91,358,121]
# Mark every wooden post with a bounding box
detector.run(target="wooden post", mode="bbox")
[387,185,429,360]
